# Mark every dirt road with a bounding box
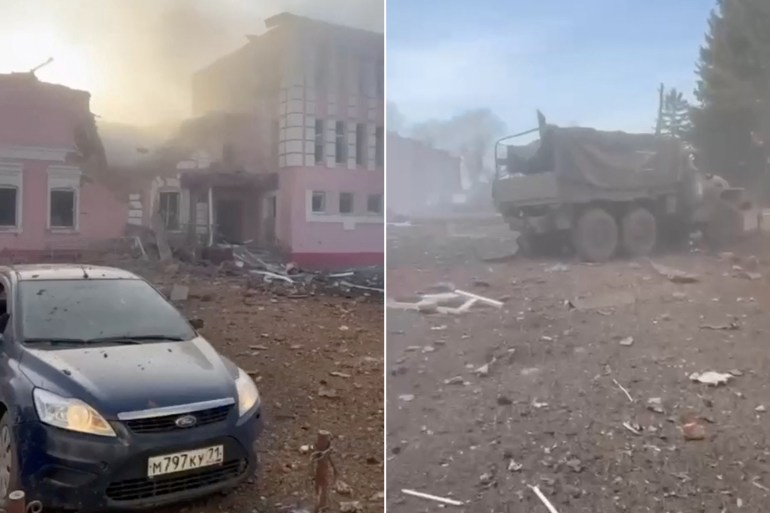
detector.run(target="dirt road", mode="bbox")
[130,267,385,513]
[387,221,770,512]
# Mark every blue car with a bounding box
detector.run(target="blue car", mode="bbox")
[0,264,263,511]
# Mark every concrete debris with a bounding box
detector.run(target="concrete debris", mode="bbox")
[474,363,490,377]
[317,386,339,398]
[339,501,362,512]
[398,394,415,402]
[299,445,310,454]
[735,270,762,280]
[568,291,636,310]
[700,321,740,331]
[444,376,465,385]
[650,261,700,283]
[756,405,767,413]
[334,480,353,496]
[545,263,569,272]
[619,336,634,346]
[507,459,523,472]
[689,371,733,386]
[647,397,665,414]
[169,284,189,302]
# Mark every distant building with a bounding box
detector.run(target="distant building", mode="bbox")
[0,73,127,258]
[176,12,385,267]
[386,133,463,218]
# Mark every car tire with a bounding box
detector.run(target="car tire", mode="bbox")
[0,413,20,500]
[573,207,619,262]
[621,207,658,257]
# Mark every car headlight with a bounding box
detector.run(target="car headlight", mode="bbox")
[235,368,260,416]
[33,388,115,437]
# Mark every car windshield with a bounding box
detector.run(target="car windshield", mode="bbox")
[19,279,195,343]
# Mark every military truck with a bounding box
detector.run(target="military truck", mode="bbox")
[492,112,754,262]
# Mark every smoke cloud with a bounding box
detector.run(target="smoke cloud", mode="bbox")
[0,0,383,126]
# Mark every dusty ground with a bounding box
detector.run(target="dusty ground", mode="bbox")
[108,263,384,513]
[387,220,770,513]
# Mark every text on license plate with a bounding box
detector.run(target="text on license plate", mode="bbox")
[147,445,224,477]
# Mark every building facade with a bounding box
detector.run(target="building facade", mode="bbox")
[0,73,127,258]
[190,13,384,267]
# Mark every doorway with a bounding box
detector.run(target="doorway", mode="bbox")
[215,199,243,244]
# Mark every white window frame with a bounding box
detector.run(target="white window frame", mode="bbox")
[0,162,22,232]
[311,191,326,214]
[47,165,81,233]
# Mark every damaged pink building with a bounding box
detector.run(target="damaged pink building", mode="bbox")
[181,13,385,267]
[0,73,127,258]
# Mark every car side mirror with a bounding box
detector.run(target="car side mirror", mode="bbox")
[189,318,204,330]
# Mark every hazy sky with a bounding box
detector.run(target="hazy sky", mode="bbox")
[0,0,383,126]
[387,0,714,134]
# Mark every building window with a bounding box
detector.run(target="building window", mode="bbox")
[159,191,180,230]
[367,193,383,214]
[339,192,354,214]
[375,126,384,167]
[312,191,326,213]
[375,57,384,96]
[315,119,325,164]
[50,189,76,229]
[335,121,346,164]
[356,123,367,166]
[0,188,17,227]
[268,195,277,218]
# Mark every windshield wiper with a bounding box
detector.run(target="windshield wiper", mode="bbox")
[85,335,187,344]
[24,338,89,345]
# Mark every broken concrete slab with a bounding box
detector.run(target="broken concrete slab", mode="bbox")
[169,284,189,302]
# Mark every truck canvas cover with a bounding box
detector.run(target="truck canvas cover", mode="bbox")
[519,125,685,191]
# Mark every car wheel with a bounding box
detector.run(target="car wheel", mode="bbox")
[621,207,658,257]
[0,414,19,499]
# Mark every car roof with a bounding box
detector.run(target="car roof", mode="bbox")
[0,264,141,282]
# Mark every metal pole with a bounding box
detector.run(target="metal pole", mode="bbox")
[207,186,214,247]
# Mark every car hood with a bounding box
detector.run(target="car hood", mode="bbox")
[20,337,237,419]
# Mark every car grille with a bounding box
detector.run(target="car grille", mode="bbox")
[124,405,232,434]
[105,459,246,502]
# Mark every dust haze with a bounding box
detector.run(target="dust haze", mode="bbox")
[0,0,383,126]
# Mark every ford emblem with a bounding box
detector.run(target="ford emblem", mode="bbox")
[175,414,197,428]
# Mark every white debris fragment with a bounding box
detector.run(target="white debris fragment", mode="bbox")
[401,489,463,506]
[474,363,490,377]
[398,394,415,402]
[756,405,767,413]
[689,371,733,386]
[508,459,523,472]
[619,336,634,346]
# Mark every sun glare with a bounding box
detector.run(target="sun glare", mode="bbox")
[0,25,99,94]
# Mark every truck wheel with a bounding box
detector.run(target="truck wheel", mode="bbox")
[704,201,742,249]
[573,207,618,262]
[621,207,657,257]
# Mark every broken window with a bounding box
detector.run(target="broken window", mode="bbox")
[315,119,325,164]
[49,189,76,229]
[0,188,17,227]
[356,123,367,166]
[335,121,347,164]
[375,126,384,167]
[367,193,383,214]
[312,191,326,213]
[339,192,354,214]
[159,191,180,230]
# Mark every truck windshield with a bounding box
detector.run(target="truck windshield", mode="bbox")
[19,279,195,344]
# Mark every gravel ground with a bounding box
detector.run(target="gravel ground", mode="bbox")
[387,220,770,513]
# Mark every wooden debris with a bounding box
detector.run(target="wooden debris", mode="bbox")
[312,430,337,513]
[650,261,699,283]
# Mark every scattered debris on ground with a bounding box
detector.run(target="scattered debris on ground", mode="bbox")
[387,218,770,512]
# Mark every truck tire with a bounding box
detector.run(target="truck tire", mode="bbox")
[573,207,618,262]
[621,207,657,257]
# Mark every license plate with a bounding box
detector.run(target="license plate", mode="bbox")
[147,445,224,477]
